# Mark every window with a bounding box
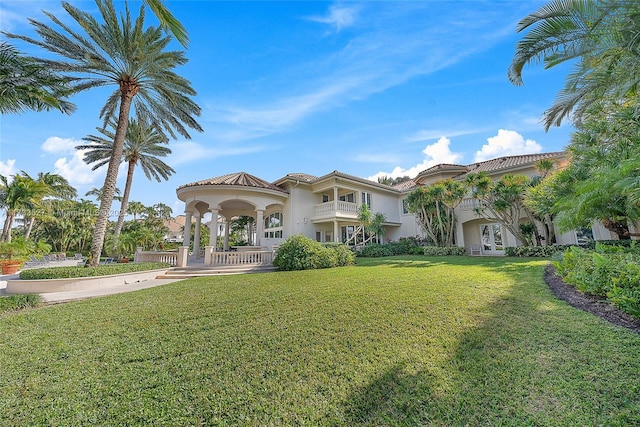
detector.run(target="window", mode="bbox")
[362,192,372,208]
[339,193,355,203]
[263,212,283,239]
[322,194,329,203]
[402,198,410,214]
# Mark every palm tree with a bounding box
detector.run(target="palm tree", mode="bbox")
[0,174,48,242]
[127,201,146,221]
[20,171,77,239]
[78,115,175,239]
[85,186,122,202]
[6,0,202,265]
[143,0,189,47]
[508,1,640,129]
[0,41,74,115]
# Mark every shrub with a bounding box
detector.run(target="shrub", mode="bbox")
[273,235,353,271]
[423,246,466,256]
[19,262,170,280]
[0,294,41,314]
[505,245,570,257]
[554,245,640,317]
[355,239,420,257]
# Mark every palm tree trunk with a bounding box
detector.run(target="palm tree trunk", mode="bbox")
[113,160,136,239]
[24,216,35,239]
[3,211,15,242]
[89,88,135,266]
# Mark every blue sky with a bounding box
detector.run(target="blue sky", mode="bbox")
[0,0,572,216]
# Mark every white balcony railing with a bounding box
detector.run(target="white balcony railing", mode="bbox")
[460,198,487,211]
[313,200,359,217]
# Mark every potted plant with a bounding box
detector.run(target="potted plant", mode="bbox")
[0,238,50,274]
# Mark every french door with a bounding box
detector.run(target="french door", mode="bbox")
[480,223,504,254]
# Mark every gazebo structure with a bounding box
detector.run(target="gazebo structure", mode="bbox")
[174,172,289,267]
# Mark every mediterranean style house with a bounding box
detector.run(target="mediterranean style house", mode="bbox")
[175,151,617,258]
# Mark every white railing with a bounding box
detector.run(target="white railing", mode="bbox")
[209,250,273,266]
[313,200,359,217]
[134,251,179,266]
[460,198,487,211]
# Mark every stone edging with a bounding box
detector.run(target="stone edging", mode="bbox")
[5,269,169,294]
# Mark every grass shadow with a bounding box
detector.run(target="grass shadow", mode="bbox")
[341,257,640,425]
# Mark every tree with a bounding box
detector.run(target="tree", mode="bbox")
[127,201,145,221]
[85,186,122,202]
[0,174,48,242]
[19,171,77,239]
[143,0,189,47]
[509,1,640,129]
[0,41,74,115]
[406,179,465,247]
[465,172,535,245]
[7,0,202,265]
[78,115,175,239]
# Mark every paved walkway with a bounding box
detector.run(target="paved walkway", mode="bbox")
[0,274,184,303]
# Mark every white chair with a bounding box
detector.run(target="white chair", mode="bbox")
[470,245,482,256]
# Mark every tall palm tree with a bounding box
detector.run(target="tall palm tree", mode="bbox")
[20,171,77,239]
[6,0,202,265]
[508,1,640,129]
[78,115,175,238]
[0,41,75,115]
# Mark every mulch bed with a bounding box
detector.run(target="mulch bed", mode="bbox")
[544,264,640,334]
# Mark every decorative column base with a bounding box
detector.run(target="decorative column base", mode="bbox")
[178,246,189,267]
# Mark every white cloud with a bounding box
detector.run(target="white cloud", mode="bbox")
[0,159,17,177]
[168,141,269,165]
[53,150,103,187]
[41,136,79,154]
[307,4,360,31]
[368,136,463,181]
[474,129,542,162]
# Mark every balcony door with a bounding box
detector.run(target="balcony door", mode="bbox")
[480,223,504,255]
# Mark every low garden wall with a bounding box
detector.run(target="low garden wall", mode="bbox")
[5,268,169,294]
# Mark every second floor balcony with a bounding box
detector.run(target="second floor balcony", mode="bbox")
[313,200,359,220]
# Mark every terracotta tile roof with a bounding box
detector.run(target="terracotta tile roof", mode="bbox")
[464,152,566,175]
[392,179,419,192]
[279,173,318,183]
[178,172,288,193]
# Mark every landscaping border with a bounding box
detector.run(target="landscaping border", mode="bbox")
[5,268,169,294]
[544,264,640,334]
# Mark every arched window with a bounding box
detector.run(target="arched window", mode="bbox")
[264,212,283,238]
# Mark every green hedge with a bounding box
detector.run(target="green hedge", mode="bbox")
[19,262,170,280]
[554,243,640,317]
[423,246,466,256]
[505,245,571,257]
[273,235,354,271]
[355,239,419,257]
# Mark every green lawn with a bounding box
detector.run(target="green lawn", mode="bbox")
[1,256,639,425]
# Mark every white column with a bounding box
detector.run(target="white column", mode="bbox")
[334,220,339,243]
[182,211,192,247]
[224,220,230,251]
[209,209,219,250]
[256,210,264,247]
[193,214,201,258]
[333,187,338,210]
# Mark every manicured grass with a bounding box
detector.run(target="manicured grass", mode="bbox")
[0,293,41,314]
[1,256,639,425]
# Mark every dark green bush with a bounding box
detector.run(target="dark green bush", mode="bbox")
[423,246,466,256]
[19,262,170,280]
[0,294,41,314]
[356,239,420,257]
[273,235,353,271]
[554,245,640,317]
[505,245,570,257]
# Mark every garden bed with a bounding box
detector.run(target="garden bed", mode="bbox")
[5,268,169,294]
